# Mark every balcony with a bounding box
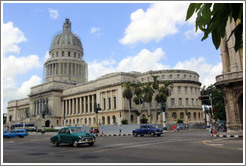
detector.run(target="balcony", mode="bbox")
[215,71,243,86]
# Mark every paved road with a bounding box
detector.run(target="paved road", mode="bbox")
[3,130,243,163]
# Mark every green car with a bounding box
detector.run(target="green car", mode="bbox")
[50,127,95,147]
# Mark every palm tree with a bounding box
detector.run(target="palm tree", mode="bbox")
[158,81,172,128]
[152,75,160,124]
[133,82,143,124]
[122,81,133,124]
[143,82,154,124]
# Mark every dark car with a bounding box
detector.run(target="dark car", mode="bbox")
[50,127,95,147]
[132,124,163,137]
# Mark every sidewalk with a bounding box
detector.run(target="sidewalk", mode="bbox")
[209,131,243,138]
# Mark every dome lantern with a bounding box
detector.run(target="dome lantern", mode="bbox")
[63,18,71,31]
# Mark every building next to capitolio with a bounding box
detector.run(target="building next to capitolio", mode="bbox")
[215,18,243,134]
[6,19,205,129]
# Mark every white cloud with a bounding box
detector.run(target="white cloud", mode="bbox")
[88,48,168,80]
[2,21,42,112]
[48,8,59,19]
[17,75,41,98]
[184,28,202,40]
[91,27,100,34]
[173,57,222,86]
[120,3,191,45]
[2,22,26,55]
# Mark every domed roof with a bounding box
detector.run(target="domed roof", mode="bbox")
[49,18,83,54]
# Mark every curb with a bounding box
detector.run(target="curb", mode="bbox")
[97,134,132,137]
[209,134,243,138]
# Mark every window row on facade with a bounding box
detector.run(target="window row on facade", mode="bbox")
[171,111,203,120]
[170,86,200,95]
[139,73,199,82]
[46,62,84,77]
[51,51,81,58]
[15,107,29,120]
[64,115,118,126]
[170,97,200,107]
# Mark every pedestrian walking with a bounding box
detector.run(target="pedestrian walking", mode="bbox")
[177,125,180,133]
[173,125,176,132]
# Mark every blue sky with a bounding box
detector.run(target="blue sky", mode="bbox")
[2,2,223,113]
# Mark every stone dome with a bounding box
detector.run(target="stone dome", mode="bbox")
[49,18,83,56]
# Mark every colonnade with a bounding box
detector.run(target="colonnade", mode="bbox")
[46,62,84,77]
[63,94,96,116]
[33,98,48,116]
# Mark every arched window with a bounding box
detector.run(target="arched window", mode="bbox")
[107,116,110,125]
[172,112,177,119]
[81,118,83,125]
[45,120,50,127]
[112,115,116,124]
[62,51,64,57]
[180,112,184,119]
[89,118,91,125]
[187,112,191,119]
[85,118,87,125]
[102,116,105,125]
[194,112,197,119]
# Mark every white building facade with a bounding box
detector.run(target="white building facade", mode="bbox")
[7,19,204,128]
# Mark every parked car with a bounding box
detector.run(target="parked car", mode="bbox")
[3,130,16,138]
[132,124,163,137]
[11,129,28,138]
[50,127,96,147]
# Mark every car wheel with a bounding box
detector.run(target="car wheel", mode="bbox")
[73,140,79,147]
[140,135,144,137]
[88,142,94,146]
[53,141,60,147]
[156,134,161,137]
[18,135,24,138]
[151,132,155,137]
[133,133,138,137]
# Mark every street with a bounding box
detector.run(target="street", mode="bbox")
[3,130,243,163]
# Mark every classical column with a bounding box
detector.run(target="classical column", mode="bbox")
[79,97,82,114]
[76,98,79,115]
[92,95,94,113]
[220,37,231,73]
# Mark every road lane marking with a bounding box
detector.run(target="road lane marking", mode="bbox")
[202,140,243,151]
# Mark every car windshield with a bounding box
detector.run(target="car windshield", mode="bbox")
[152,125,158,128]
[70,128,83,133]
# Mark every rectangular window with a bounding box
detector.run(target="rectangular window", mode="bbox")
[192,98,194,106]
[185,87,187,93]
[169,74,172,79]
[177,74,180,79]
[68,51,70,57]
[113,96,116,109]
[186,98,189,106]
[184,74,186,79]
[170,87,174,93]
[178,87,181,93]
[103,98,106,110]
[190,87,193,93]
[108,97,111,110]
[179,98,182,106]
[162,75,165,79]
[64,63,67,74]
[171,98,175,106]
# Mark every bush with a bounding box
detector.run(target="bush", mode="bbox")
[177,119,183,123]
[141,118,148,124]
[121,119,128,124]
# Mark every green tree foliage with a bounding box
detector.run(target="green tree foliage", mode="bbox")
[186,3,243,51]
[200,85,226,121]
[143,82,154,120]
[122,81,133,124]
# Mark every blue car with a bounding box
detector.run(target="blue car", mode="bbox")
[3,130,16,138]
[11,129,28,138]
[132,124,163,137]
